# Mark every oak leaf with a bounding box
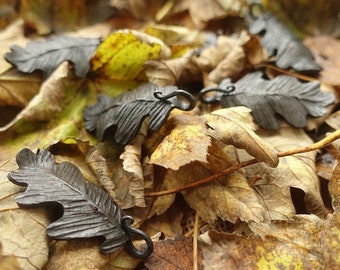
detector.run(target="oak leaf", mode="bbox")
[5,36,100,78]
[248,6,322,73]
[84,83,195,145]
[8,148,152,256]
[200,71,335,129]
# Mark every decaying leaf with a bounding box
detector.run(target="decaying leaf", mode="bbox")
[91,30,171,80]
[246,127,327,218]
[8,148,153,257]
[248,4,322,73]
[84,83,195,145]
[5,35,100,78]
[200,71,335,129]
[200,215,324,270]
[0,157,49,270]
[145,236,196,270]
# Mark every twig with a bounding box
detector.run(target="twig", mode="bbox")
[193,212,199,270]
[145,129,340,197]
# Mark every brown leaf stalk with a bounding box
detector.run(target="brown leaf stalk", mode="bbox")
[193,212,199,270]
[145,129,340,197]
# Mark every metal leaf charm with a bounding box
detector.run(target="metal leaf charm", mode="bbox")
[84,83,196,145]
[247,3,321,73]
[199,71,335,129]
[7,148,153,258]
[4,36,100,78]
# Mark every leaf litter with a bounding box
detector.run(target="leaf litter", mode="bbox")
[1,1,340,269]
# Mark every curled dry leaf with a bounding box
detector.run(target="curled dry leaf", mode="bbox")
[119,120,149,207]
[0,62,69,132]
[150,107,278,171]
[246,127,327,218]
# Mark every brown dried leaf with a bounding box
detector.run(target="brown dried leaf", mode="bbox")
[0,62,69,132]
[0,158,49,270]
[328,157,340,208]
[201,215,324,270]
[119,120,149,207]
[176,143,265,224]
[246,127,327,218]
[150,113,211,171]
[205,108,279,167]
[145,236,197,270]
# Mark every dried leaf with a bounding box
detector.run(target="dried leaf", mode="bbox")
[84,83,195,145]
[8,148,153,257]
[145,236,196,270]
[204,108,279,167]
[200,215,323,270]
[248,5,322,73]
[247,127,327,218]
[200,71,335,129]
[0,157,49,270]
[90,30,171,80]
[150,114,211,170]
[5,36,100,78]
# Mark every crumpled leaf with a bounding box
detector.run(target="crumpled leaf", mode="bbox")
[157,0,248,27]
[145,236,197,270]
[200,215,324,270]
[245,127,327,218]
[7,148,142,254]
[90,30,171,80]
[5,36,100,78]
[200,71,335,129]
[156,142,266,224]
[248,5,322,73]
[84,83,195,145]
[149,107,278,170]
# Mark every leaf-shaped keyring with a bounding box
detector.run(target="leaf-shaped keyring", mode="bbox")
[247,2,321,73]
[199,71,335,129]
[84,83,196,145]
[7,148,153,258]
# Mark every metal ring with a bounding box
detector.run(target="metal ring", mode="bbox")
[154,90,196,111]
[199,86,235,103]
[249,1,264,20]
[121,215,153,259]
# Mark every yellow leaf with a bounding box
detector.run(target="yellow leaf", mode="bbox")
[91,30,171,80]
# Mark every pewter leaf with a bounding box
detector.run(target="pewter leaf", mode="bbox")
[248,10,321,73]
[84,83,195,145]
[7,148,128,253]
[4,36,100,78]
[200,71,335,129]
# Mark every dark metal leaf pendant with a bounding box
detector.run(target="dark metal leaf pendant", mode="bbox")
[199,71,335,129]
[247,3,322,73]
[5,36,100,78]
[7,148,153,258]
[84,83,196,145]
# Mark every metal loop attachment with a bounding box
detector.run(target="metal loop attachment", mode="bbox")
[249,1,265,20]
[154,90,196,111]
[121,215,153,259]
[199,86,235,103]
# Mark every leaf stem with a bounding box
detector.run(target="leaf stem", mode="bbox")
[145,129,340,197]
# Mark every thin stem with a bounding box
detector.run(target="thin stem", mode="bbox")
[145,129,340,197]
[193,212,199,270]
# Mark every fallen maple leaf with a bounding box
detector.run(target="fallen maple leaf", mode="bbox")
[200,71,335,129]
[5,36,100,78]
